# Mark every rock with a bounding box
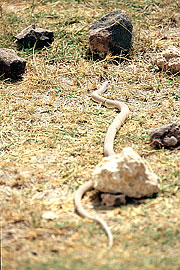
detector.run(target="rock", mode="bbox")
[100,193,126,206]
[89,10,133,59]
[154,46,180,73]
[92,147,159,198]
[42,211,58,220]
[0,48,26,78]
[149,123,180,148]
[15,24,54,49]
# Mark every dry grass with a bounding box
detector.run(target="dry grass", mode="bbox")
[0,0,180,269]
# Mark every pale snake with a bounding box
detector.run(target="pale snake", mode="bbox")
[74,81,130,249]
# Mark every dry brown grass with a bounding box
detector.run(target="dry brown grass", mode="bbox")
[0,0,180,269]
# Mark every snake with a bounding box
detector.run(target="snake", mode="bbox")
[74,81,130,249]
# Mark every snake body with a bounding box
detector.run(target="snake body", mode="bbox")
[74,81,130,249]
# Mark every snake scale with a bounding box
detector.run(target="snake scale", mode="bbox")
[74,81,130,249]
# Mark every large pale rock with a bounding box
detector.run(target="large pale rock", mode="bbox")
[155,46,180,73]
[92,147,159,198]
[89,10,133,59]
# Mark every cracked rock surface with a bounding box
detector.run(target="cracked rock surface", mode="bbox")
[92,147,159,198]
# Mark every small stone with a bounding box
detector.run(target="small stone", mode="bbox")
[154,46,180,73]
[15,24,54,49]
[92,147,159,198]
[89,10,133,59]
[42,211,57,220]
[149,123,180,148]
[0,48,26,78]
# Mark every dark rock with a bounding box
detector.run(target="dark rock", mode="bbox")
[149,123,180,148]
[0,48,26,78]
[15,24,54,49]
[89,10,133,59]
